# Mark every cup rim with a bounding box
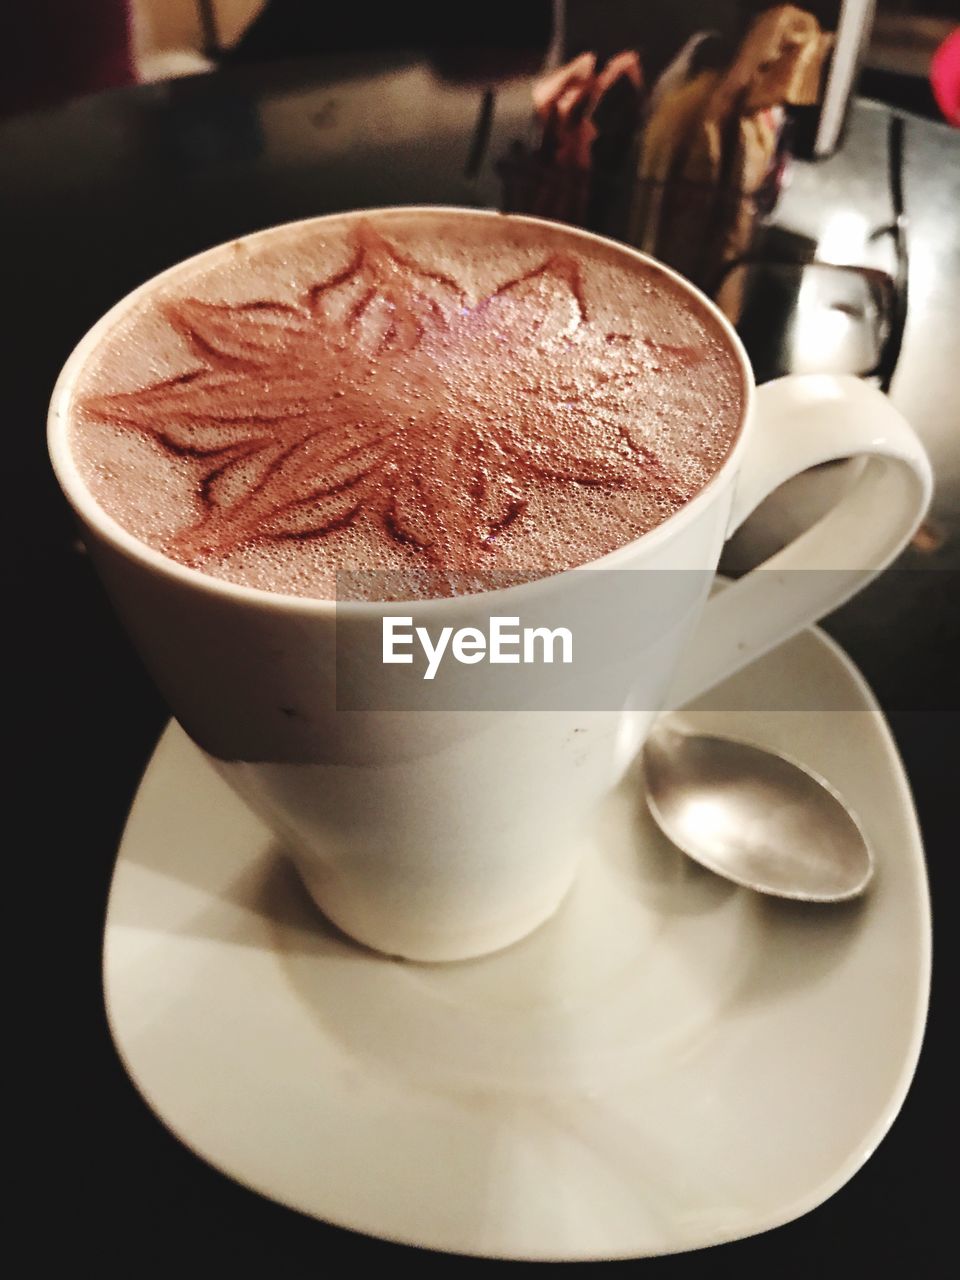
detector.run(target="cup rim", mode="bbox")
[48,205,755,615]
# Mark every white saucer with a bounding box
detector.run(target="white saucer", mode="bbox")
[104,625,930,1261]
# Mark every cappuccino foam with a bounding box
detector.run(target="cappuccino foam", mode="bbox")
[68,210,745,598]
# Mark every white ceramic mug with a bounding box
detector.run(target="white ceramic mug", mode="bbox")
[49,209,932,962]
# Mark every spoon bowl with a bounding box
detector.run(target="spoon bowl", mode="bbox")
[642,720,874,901]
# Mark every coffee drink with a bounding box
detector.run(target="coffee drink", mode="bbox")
[51,206,929,963]
[68,209,745,598]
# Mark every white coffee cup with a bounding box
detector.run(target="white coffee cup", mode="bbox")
[48,208,932,962]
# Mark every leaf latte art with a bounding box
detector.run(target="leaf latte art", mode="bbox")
[69,211,744,598]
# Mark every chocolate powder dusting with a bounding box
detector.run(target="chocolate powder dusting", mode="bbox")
[71,211,744,599]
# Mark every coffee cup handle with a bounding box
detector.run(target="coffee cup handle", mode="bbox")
[667,374,933,708]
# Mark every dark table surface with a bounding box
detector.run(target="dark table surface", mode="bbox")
[6,54,957,1271]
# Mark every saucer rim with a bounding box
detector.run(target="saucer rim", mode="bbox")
[102,623,931,1261]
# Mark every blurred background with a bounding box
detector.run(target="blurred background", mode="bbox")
[3,0,957,122]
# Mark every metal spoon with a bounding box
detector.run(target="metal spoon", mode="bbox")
[642,719,874,901]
